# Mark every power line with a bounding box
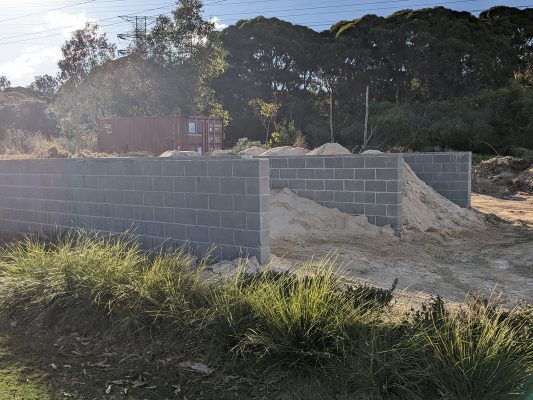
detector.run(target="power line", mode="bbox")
[0,0,99,23]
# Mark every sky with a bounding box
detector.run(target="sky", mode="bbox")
[0,0,530,86]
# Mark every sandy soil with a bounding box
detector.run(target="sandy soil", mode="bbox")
[271,193,533,306]
[472,193,533,228]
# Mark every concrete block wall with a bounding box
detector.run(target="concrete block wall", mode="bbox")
[402,152,471,207]
[0,158,270,264]
[268,154,403,229]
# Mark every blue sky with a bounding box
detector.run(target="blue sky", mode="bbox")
[0,0,529,86]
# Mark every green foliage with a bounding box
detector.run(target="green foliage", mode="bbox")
[270,120,307,148]
[230,137,266,153]
[0,233,531,398]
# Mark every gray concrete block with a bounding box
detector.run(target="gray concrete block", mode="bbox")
[162,162,185,177]
[306,180,324,190]
[324,158,343,168]
[221,177,246,195]
[387,204,402,217]
[124,191,143,205]
[153,207,174,222]
[314,169,334,179]
[306,157,324,168]
[174,208,196,225]
[196,177,221,193]
[141,161,163,176]
[234,230,265,248]
[270,168,280,179]
[335,169,354,180]
[107,190,124,205]
[144,192,164,207]
[433,154,452,163]
[343,202,365,215]
[295,189,315,201]
[414,154,433,163]
[365,180,387,192]
[376,169,399,180]
[185,193,208,209]
[209,194,234,211]
[75,215,92,229]
[233,160,257,177]
[315,191,334,202]
[258,159,270,178]
[173,177,196,192]
[364,157,388,168]
[96,176,116,190]
[98,204,116,218]
[105,161,125,176]
[108,218,125,233]
[207,160,233,177]
[233,195,261,212]
[387,181,401,192]
[325,180,343,190]
[165,223,187,240]
[197,209,221,227]
[134,206,154,221]
[144,221,165,238]
[186,225,209,242]
[116,205,135,219]
[376,192,402,205]
[91,216,109,231]
[221,211,247,229]
[354,169,375,180]
[365,204,387,216]
[343,157,364,168]
[74,189,90,203]
[288,158,305,168]
[89,190,107,203]
[132,176,152,191]
[271,179,289,189]
[114,176,134,191]
[375,216,401,229]
[288,179,306,190]
[152,177,173,191]
[270,158,287,168]
[354,192,376,203]
[209,227,235,246]
[345,180,364,191]
[334,191,354,202]
[297,169,315,179]
[280,169,297,179]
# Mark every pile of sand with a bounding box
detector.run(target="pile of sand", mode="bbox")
[402,162,480,233]
[159,150,201,158]
[307,143,351,155]
[239,146,267,156]
[270,188,394,241]
[260,146,308,157]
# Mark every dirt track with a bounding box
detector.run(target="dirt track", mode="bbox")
[271,194,533,306]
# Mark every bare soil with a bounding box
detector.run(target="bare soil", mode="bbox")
[271,197,533,307]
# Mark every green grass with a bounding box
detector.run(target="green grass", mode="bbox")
[0,232,531,399]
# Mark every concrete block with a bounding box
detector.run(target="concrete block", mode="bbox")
[74,189,90,202]
[365,180,387,192]
[108,218,125,233]
[134,206,154,221]
[270,168,279,179]
[75,215,92,229]
[280,169,297,179]
[152,177,173,191]
[354,169,375,180]
[315,191,334,202]
[325,180,343,190]
[174,208,196,225]
[114,176,134,191]
[163,192,186,208]
[196,177,221,193]
[288,179,306,190]
[197,209,221,227]
[234,230,265,248]
[209,227,235,246]
[140,160,163,176]
[96,176,115,190]
[306,180,324,190]
[334,191,353,202]
[124,191,143,205]
[335,169,354,180]
[325,158,343,168]
[433,154,452,163]
[144,221,165,238]
[105,161,124,176]
[165,223,187,240]
[107,190,124,205]
[186,225,209,242]
[116,205,135,219]
[221,211,247,229]
[185,161,207,177]
[314,169,334,179]
[143,192,164,207]
[207,160,233,177]
[297,169,315,179]
[88,190,106,203]
[376,169,399,180]
[387,181,401,192]
[233,195,261,212]
[185,193,208,209]
[173,177,196,192]
[305,157,324,168]
[387,204,402,217]
[270,158,287,168]
[343,157,364,168]
[375,216,401,229]
[98,203,116,218]
[343,202,365,215]
[233,160,257,177]
[271,179,289,189]
[221,177,246,195]
[153,207,174,222]
[91,216,109,231]
[364,204,387,216]
[209,194,234,211]
[364,157,388,168]
[162,162,185,177]
[354,192,376,203]
[345,180,364,191]
[288,158,305,168]
[258,159,269,178]
[376,192,402,205]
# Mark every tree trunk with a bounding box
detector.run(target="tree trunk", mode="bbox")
[329,87,334,143]
[364,85,369,147]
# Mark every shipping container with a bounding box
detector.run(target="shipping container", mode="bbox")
[98,116,224,155]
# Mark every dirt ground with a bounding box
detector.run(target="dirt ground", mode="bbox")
[271,194,533,307]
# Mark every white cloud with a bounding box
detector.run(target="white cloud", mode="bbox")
[0,46,62,82]
[209,17,228,31]
[33,11,96,39]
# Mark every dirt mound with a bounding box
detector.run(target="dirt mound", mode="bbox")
[307,143,351,155]
[270,188,394,241]
[159,150,201,158]
[260,146,308,156]
[239,146,267,156]
[472,156,533,197]
[403,162,481,233]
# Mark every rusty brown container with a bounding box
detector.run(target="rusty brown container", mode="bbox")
[98,116,224,155]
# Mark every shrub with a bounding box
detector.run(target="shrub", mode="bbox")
[230,137,267,154]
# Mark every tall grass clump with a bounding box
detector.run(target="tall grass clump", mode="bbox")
[413,297,533,400]
[211,257,382,365]
[0,231,211,334]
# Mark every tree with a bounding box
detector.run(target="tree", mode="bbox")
[0,76,10,90]
[58,22,116,85]
[29,75,59,99]
[249,98,280,142]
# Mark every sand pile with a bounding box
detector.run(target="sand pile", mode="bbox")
[260,146,308,156]
[239,146,266,156]
[159,150,201,158]
[402,162,480,233]
[307,143,351,155]
[270,188,394,241]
